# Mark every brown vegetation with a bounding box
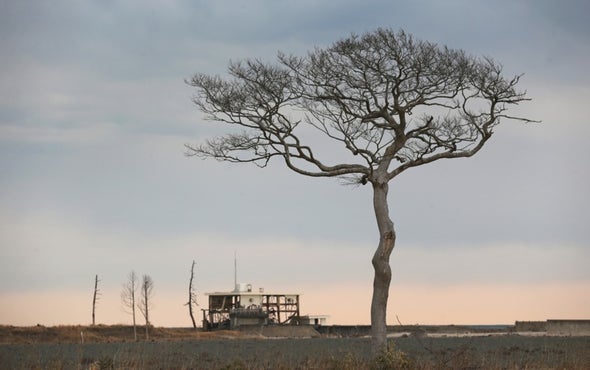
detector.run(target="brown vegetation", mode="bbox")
[0,325,241,344]
[1,325,589,369]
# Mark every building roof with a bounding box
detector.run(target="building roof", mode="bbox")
[205,291,300,296]
[205,284,299,297]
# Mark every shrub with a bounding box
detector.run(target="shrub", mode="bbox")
[370,342,413,370]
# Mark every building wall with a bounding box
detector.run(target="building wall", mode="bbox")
[514,321,546,332]
[547,320,590,336]
[231,316,267,327]
[241,294,262,307]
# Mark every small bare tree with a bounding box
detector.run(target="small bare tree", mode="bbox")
[91,274,100,326]
[185,260,198,329]
[187,28,535,354]
[121,271,139,341]
[138,274,154,340]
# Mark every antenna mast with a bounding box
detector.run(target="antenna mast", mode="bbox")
[234,250,237,289]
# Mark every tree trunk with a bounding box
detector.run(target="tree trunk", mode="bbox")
[371,181,396,355]
[144,291,149,341]
[132,288,137,341]
[142,279,150,340]
[92,275,99,326]
[188,260,197,330]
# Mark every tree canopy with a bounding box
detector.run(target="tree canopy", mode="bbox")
[187,29,533,185]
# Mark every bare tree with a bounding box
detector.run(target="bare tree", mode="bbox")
[138,274,154,340]
[186,28,535,354]
[91,274,100,326]
[185,260,198,330]
[121,271,139,341]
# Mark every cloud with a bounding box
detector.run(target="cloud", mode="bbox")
[388,281,590,325]
[0,123,119,144]
[0,0,588,327]
[3,279,588,326]
[2,209,586,293]
[0,61,198,143]
[1,194,588,326]
[391,242,590,285]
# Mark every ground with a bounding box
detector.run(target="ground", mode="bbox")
[0,325,588,369]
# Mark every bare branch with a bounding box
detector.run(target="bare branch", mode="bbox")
[121,271,138,341]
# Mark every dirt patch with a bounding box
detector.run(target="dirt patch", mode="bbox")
[238,325,320,338]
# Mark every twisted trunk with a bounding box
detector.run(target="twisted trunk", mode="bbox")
[371,181,396,354]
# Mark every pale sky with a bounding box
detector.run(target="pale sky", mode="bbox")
[1,0,589,327]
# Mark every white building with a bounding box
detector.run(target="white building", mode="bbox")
[202,283,301,330]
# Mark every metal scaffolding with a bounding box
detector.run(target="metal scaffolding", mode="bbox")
[202,286,300,330]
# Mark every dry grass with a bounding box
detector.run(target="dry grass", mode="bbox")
[0,324,242,344]
[1,326,589,369]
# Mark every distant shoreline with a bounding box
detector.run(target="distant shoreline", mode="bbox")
[1,320,589,345]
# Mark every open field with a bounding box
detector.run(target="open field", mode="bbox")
[1,325,589,369]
